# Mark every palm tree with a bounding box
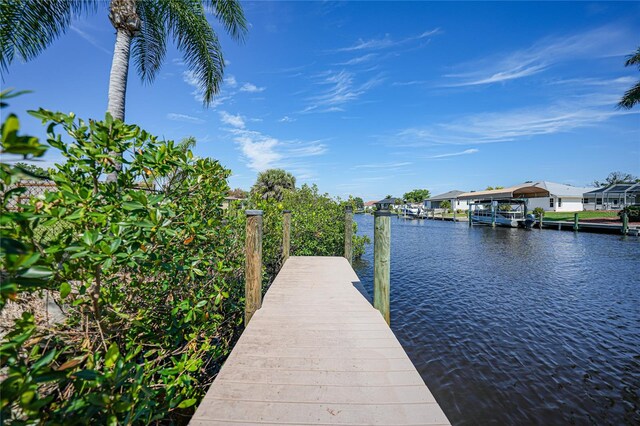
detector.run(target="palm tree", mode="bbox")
[251,169,296,201]
[1,0,246,120]
[618,47,640,110]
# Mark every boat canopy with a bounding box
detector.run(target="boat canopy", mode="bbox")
[457,184,550,201]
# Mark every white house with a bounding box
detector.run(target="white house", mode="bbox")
[583,183,640,210]
[424,190,470,211]
[526,181,593,212]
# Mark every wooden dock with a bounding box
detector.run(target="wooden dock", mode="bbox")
[191,256,450,425]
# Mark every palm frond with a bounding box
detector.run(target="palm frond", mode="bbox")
[618,80,640,110]
[624,47,640,69]
[163,0,224,106]
[133,1,167,84]
[0,0,95,73]
[203,0,248,42]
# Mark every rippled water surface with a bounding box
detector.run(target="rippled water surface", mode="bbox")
[352,215,640,425]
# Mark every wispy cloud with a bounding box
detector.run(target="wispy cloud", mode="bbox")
[394,93,637,147]
[335,53,377,66]
[279,116,296,123]
[240,83,265,93]
[226,75,238,87]
[335,28,440,52]
[443,26,633,87]
[354,161,413,169]
[303,70,385,113]
[427,149,479,159]
[70,25,111,55]
[166,113,205,124]
[219,111,245,129]
[227,128,327,172]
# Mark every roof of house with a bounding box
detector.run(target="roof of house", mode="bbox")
[364,200,377,206]
[425,190,465,201]
[458,183,549,200]
[584,182,640,195]
[533,181,592,197]
[376,197,398,204]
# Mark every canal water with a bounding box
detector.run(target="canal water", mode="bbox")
[352,214,640,425]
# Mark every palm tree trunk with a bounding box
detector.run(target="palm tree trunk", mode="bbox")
[106,0,139,181]
[106,28,131,121]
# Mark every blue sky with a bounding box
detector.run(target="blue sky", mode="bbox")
[4,1,640,200]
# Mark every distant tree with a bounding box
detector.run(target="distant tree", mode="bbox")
[593,171,639,187]
[353,197,364,209]
[228,188,248,198]
[440,200,451,211]
[485,186,493,190]
[384,194,393,200]
[618,46,640,109]
[403,189,430,203]
[485,186,504,190]
[14,162,51,178]
[251,169,296,201]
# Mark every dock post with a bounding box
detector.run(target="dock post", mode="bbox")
[373,209,391,325]
[539,212,544,229]
[491,204,496,227]
[344,206,353,264]
[573,213,579,231]
[282,210,291,263]
[622,213,629,235]
[468,206,472,227]
[245,210,263,327]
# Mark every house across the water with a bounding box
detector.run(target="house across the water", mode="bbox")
[583,183,640,210]
[526,181,593,212]
[424,190,469,211]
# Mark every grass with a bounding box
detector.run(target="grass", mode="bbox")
[542,211,619,221]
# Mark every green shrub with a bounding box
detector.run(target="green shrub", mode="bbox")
[619,205,640,221]
[533,207,545,217]
[2,107,246,423]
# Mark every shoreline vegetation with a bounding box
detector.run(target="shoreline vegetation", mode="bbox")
[1,96,368,424]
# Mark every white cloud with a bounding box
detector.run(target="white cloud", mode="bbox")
[303,70,385,113]
[279,116,296,122]
[166,113,205,124]
[395,93,637,147]
[335,28,440,52]
[240,83,265,93]
[354,162,413,169]
[336,53,378,66]
[226,75,238,87]
[183,70,205,102]
[219,111,245,128]
[443,26,633,87]
[428,149,479,159]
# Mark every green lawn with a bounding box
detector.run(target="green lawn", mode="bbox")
[543,211,619,221]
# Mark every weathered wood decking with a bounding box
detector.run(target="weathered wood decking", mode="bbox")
[191,256,450,425]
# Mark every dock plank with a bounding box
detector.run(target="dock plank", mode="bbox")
[190,256,450,425]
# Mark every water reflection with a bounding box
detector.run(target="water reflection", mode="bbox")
[353,215,640,425]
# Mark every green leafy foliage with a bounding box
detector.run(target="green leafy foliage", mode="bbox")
[403,189,430,203]
[250,168,296,201]
[1,106,246,424]
[440,200,451,211]
[1,98,369,424]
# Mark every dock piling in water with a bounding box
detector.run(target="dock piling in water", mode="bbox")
[374,209,391,324]
[573,213,579,231]
[245,210,263,327]
[539,212,544,229]
[622,213,629,235]
[344,206,353,264]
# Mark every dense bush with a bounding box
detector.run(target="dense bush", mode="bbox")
[1,96,369,424]
[619,205,640,221]
[2,106,246,423]
[250,183,369,282]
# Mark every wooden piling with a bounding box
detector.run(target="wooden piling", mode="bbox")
[491,203,496,227]
[373,209,391,325]
[468,206,472,227]
[539,211,544,229]
[282,210,291,262]
[344,206,353,264]
[573,212,579,231]
[245,210,263,327]
[622,213,629,235]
